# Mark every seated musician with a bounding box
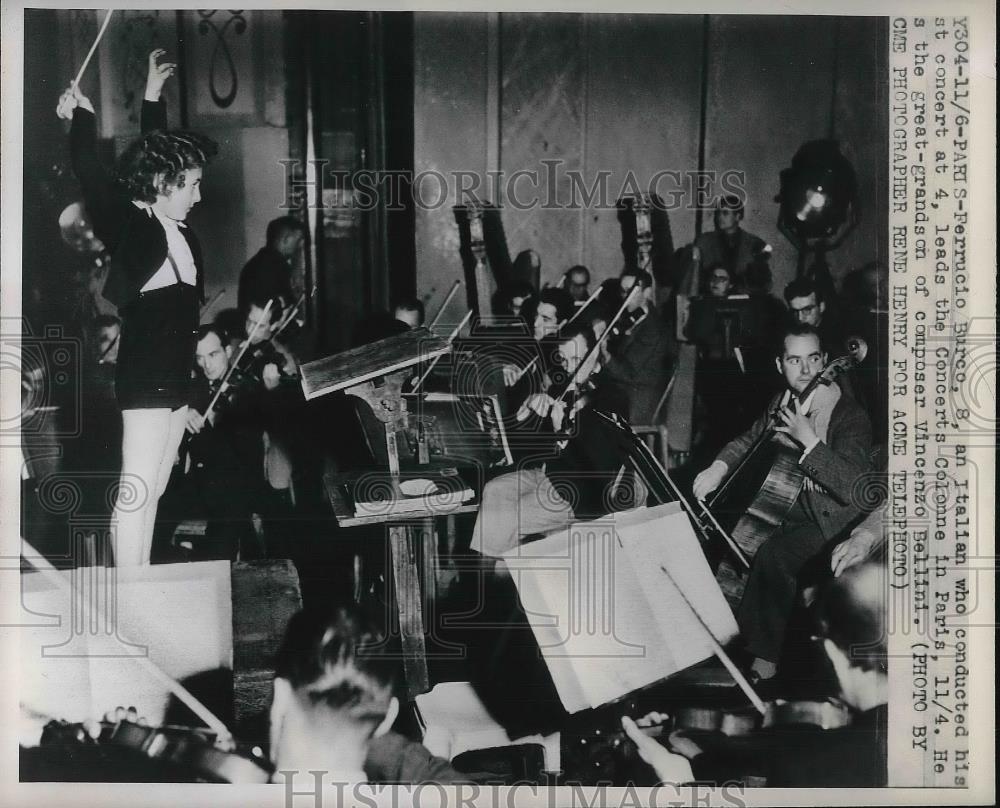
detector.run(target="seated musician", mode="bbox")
[500,286,573,390]
[564,264,591,304]
[242,295,304,520]
[269,607,400,785]
[158,324,274,560]
[471,321,628,560]
[598,269,671,425]
[393,297,425,329]
[270,606,470,785]
[692,323,872,678]
[622,559,888,787]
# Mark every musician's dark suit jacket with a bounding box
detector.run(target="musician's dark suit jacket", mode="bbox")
[71,100,204,409]
[715,384,872,661]
[602,309,671,425]
[716,386,873,543]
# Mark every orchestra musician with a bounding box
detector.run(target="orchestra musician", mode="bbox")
[58,49,218,567]
[471,321,628,561]
[692,323,873,678]
[690,194,770,293]
[269,607,400,785]
[622,558,888,787]
[159,325,274,560]
[393,297,425,329]
[563,264,592,303]
[598,269,671,425]
[499,286,573,391]
[238,216,306,314]
[241,295,307,538]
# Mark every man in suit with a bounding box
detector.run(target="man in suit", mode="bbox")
[693,323,872,675]
[238,216,305,314]
[690,195,770,293]
[599,269,671,425]
[623,559,888,787]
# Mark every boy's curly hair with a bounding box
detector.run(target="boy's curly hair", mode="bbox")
[116,130,218,203]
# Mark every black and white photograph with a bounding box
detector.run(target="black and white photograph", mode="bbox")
[1,2,994,805]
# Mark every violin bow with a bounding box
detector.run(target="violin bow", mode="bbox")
[428,280,462,331]
[555,284,640,405]
[410,308,474,392]
[658,564,767,716]
[565,285,603,325]
[19,536,236,747]
[199,288,226,320]
[203,298,274,420]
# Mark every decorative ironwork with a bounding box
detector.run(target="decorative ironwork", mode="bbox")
[196,10,247,109]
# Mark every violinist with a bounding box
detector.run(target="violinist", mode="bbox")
[599,269,671,425]
[622,559,888,787]
[497,287,574,425]
[160,325,270,560]
[243,296,301,386]
[692,324,872,678]
[471,321,629,561]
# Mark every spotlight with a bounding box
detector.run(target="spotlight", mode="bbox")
[776,140,858,249]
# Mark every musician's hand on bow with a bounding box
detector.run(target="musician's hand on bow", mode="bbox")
[144,49,176,102]
[502,363,520,387]
[516,393,554,422]
[692,460,728,501]
[262,362,281,390]
[185,409,206,435]
[774,405,817,448]
[549,398,569,432]
[621,716,694,784]
[56,84,94,120]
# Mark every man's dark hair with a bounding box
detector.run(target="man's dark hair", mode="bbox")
[558,320,597,353]
[273,608,399,721]
[783,276,824,304]
[538,287,574,323]
[196,323,228,345]
[716,193,745,216]
[815,560,887,673]
[117,130,218,204]
[393,297,425,325]
[620,268,653,291]
[565,265,590,284]
[266,216,306,247]
[775,322,823,358]
[244,294,284,323]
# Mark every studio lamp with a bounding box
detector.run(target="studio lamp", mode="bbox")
[776,140,858,274]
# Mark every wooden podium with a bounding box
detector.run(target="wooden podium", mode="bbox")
[301,328,475,697]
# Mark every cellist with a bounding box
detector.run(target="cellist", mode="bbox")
[692,323,872,678]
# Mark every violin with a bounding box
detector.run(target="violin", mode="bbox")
[38,715,272,784]
[604,306,646,354]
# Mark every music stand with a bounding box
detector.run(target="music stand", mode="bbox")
[685,295,768,360]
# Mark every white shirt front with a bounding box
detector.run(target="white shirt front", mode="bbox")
[134,204,197,293]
